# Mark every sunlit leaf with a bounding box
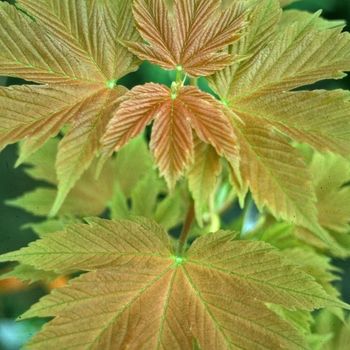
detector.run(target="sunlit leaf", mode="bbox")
[207,5,350,241]
[101,83,239,190]
[126,0,247,77]
[0,0,141,215]
[0,218,347,349]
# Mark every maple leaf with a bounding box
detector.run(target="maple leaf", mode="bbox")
[279,0,300,7]
[125,0,248,77]
[0,217,348,349]
[293,152,350,257]
[101,83,239,190]
[6,138,115,217]
[206,0,350,242]
[187,133,222,225]
[0,0,140,215]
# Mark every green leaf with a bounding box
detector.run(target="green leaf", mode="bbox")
[0,0,140,215]
[187,135,221,226]
[0,218,348,349]
[114,134,153,197]
[131,171,160,217]
[1,264,60,285]
[206,4,350,242]
[8,138,116,217]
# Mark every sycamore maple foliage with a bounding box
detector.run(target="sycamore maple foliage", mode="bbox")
[1,217,348,350]
[1,0,350,349]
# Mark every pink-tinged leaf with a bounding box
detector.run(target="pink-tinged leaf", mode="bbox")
[101,84,170,157]
[150,97,193,190]
[102,83,237,191]
[177,86,239,167]
[131,0,176,67]
[128,0,247,76]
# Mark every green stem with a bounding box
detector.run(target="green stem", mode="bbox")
[189,77,197,86]
[176,68,183,83]
[176,200,195,256]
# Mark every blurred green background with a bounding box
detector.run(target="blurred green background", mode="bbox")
[1,0,350,349]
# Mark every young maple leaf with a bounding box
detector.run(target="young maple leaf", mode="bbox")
[1,217,348,349]
[206,0,350,243]
[101,83,240,190]
[100,0,248,190]
[0,0,140,215]
[125,0,248,77]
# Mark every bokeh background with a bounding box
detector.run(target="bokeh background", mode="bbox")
[1,0,350,349]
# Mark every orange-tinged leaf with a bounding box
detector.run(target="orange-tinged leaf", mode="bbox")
[0,0,140,215]
[102,83,239,190]
[101,84,170,154]
[177,86,240,166]
[1,218,347,349]
[150,98,193,189]
[126,0,247,77]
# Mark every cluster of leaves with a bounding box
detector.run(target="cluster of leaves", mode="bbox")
[1,0,350,349]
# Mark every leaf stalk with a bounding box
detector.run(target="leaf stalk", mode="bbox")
[176,200,195,256]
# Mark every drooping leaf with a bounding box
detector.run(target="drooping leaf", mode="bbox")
[279,10,346,31]
[0,264,60,285]
[153,189,184,230]
[131,170,160,217]
[24,219,66,238]
[0,0,141,215]
[312,309,350,350]
[279,0,300,7]
[114,134,153,197]
[187,135,222,225]
[125,0,247,77]
[0,218,348,349]
[233,113,328,241]
[207,3,350,241]
[101,83,239,190]
[294,152,350,257]
[6,138,115,217]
